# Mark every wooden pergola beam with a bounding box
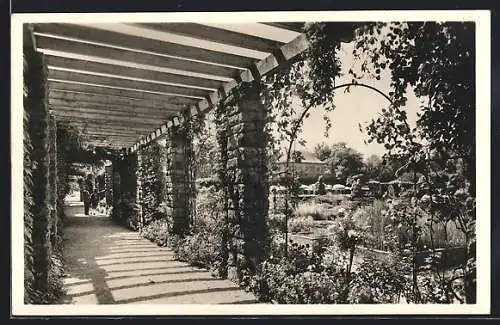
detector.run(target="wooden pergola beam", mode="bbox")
[75,128,148,136]
[48,69,208,99]
[50,105,176,121]
[57,120,154,132]
[48,98,181,116]
[84,134,141,141]
[35,35,242,79]
[51,110,166,125]
[48,81,199,105]
[46,56,225,91]
[56,117,160,128]
[133,23,285,53]
[49,90,185,111]
[83,140,135,148]
[260,22,305,32]
[34,23,259,69]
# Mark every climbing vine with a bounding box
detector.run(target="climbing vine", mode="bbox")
[136,142,166,226]
[23,51,35,303]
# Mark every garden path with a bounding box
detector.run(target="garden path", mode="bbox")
[59,203,259,304]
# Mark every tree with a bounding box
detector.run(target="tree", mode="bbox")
[291,150,305,163]
[363,154,383,180]
[314,142,332,161]
[324,142,364,184]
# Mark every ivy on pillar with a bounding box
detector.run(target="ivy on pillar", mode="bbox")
[165,125,190,236]
[48,115,58,247]
[104,163,113,207]
[113,152,139,230]
[221,81,270,282]
[24,43,52,292]
[136,149,144,229]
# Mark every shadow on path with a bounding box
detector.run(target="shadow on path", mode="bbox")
[59,204,259,305]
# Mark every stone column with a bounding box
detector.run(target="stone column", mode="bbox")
[165,126,189,236]
[111,157,121,222]
[112,152,138,228]
[25,44,52,292]
[224,81,270,282]
[136,149,144,229]
[104,163,113,206]
[48,115,58,247]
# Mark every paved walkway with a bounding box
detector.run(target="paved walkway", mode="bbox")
[59,203,259,304]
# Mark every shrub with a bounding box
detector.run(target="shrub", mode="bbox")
[294,201,339,220]
[115,198,140,230]
[352,200,388,250]
[140,219,170,246]
[287,216,315,233]
[26,251,66,304]
[312,194,346,206]
[349,255,408,303]
[171,186,227,277]
[418,216,466,249]
[244,241,350,303]
[267,213,286,233]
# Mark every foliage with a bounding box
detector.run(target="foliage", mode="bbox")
[191,110,219,180]
[116,198,140,231]
[267,213,287,234]
[352,199,389,250]
[25,250,66,304]
[294,201,339,220]
[313,142,332,161]
[350,255,408,303]
[312,194,347,206]
[136,141,166,226]
[171,187,227,277]
[24,47,71,303]
[140,219,170,247]
[244,241,349,303]
[23,51,35,303]
[287,216,315,234]
[324,143,365,184]
[338,21,474,302]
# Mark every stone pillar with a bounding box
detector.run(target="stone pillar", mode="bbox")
[111,157,121,222]
[104,164,113,206]
[48,115,58,247]
[25,45,52,292]
[112,152,138,228]
[165,126,189,236]
[136,150,144,229]
[224,81,270,282]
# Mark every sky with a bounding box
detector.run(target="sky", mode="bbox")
[274,41,422,160]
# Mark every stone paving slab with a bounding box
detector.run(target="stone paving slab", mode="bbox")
[60,205,260,305]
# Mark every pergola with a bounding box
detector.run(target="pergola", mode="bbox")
[23,22,354,151]
[22,21,357,284]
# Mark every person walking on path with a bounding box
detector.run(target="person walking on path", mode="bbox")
[82,188,91,215]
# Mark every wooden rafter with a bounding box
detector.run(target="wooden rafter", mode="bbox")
[34,23,261,68]
[35,35,243,79]
[132,23,286,53]
[48,69,208,99]
[48,81,199,105]
[47,56,226,90]
[49,91,185,111]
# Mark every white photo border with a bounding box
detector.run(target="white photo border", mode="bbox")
[11,10,491,316]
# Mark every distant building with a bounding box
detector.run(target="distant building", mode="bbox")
[275,151,327,180]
